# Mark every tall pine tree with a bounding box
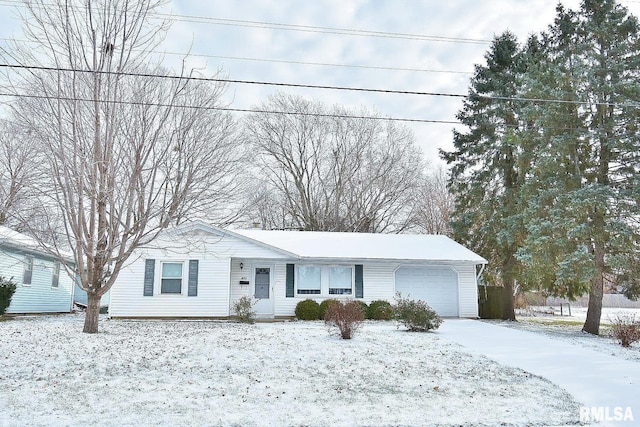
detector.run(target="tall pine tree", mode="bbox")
[442,32,539,320]
[518,0,640,334]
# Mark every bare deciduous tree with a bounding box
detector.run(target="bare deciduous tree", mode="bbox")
[1,0,241,333]
[243,93,423,233]
[0,120,45,230]
[411,166,454,235]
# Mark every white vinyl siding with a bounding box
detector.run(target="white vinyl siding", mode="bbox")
[108,223,482,319]
[270,261,479,318]
[109,229,288,318]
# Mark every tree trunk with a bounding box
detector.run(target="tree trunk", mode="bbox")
[583,244,605,335]
[83,292,101,334]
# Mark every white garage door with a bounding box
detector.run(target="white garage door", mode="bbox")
[395,267,459,317]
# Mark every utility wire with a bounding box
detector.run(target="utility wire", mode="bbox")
[0,91,458,124]
[0,63,469,98]
[0,0,491,45]
[0,37,473,75]
[1,63,638,108]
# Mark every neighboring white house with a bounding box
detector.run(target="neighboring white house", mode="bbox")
[0,225,75,314]
[109,221,487,319]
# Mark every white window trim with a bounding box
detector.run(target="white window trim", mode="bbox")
[158,261,186,296]
[296,264,355,298]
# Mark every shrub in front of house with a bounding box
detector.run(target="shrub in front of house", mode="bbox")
[295,299,321,320]
[232,295,257,324]
[610,313,640,347]
[0,276,17,316]
[319,299,340,319]
[393,293,443,332]
[368,300,394,320]
[325,299,366,339]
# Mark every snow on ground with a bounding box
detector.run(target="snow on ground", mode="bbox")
[0,315,580,427]
[491,307,640,363]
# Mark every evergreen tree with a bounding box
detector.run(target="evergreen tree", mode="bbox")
[442,32,538,320]
[518,0,640,334]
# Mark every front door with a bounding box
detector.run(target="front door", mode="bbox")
[254,266,274,318]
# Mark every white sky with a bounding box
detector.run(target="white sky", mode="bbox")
[2,0,640,166]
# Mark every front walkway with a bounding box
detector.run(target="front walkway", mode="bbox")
[437,319,639,426]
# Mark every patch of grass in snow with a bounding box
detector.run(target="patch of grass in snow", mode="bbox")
[522,318,586,326]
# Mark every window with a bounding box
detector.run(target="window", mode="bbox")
[161,262,183,294]
[329,266,353,295]
[296,266,321,294]
[23,255,33,285]
[52,261,60,288]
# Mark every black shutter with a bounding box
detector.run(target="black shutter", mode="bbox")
[355,264,364,298]
[188,260,199,297]
[286,263,295,297]
[143,259,155,296]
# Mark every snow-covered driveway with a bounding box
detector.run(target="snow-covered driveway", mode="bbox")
[438,319,640,426]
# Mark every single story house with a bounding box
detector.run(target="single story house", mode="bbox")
[0,225,75,314]
[109,221,487,319]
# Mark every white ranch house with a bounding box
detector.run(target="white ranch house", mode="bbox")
[109,222,487,319]
[0,225,75,314]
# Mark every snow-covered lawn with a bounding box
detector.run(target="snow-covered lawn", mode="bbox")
[0,315,580,426]
[494,307,640,363]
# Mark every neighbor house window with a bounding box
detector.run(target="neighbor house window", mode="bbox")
[297,266,321,294]
[161,262,183,294]
[329,266,352,295]
[51,261,60,288]
[23,255,33,285]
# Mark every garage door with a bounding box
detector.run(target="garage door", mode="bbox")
[395,267,459,317]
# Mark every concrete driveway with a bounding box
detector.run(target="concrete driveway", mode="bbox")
[437,319,639,426]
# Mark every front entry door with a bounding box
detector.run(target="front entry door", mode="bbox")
[254,266,274,318]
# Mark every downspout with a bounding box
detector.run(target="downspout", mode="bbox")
[476,263,486,284]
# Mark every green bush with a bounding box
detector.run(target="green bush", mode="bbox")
[368,300,393,320]
[319,299,340,319]
[325,300,366,339]
[394,293,443,332]
[0,276,18,315]
[232,295,257,324]
[295,299,321,320]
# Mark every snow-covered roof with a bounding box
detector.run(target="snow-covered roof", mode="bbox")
[0,225,74,261]
[232,229,487,263]
[0,225,42,252]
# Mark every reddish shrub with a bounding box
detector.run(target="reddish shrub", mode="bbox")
[325,300,365,339]
[611,313,640,347]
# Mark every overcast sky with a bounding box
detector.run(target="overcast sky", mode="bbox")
[2,0,640,166]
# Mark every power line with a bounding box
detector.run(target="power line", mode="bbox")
[0,37,474,75]
[0,91,458,125]
[0,0,492,45]
[0,63,469,98]
[1,63,637,108]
